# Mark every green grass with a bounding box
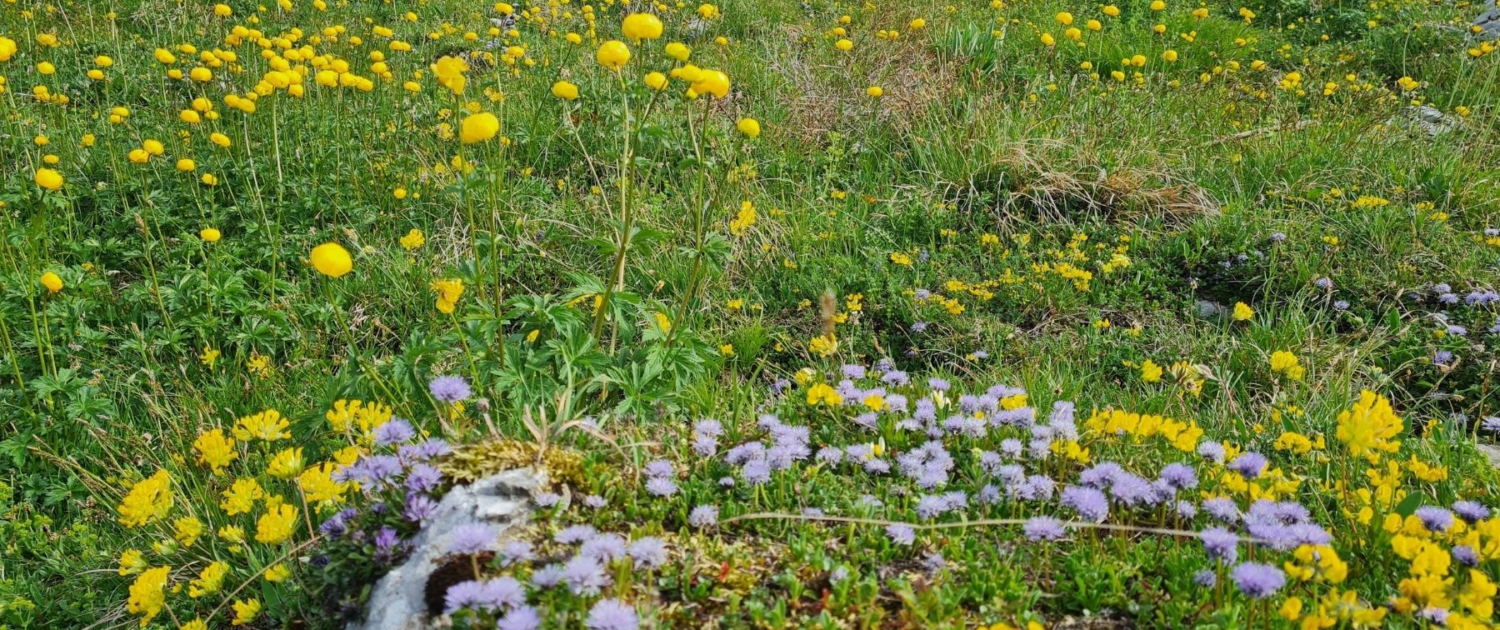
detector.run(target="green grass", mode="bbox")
[2,0,1500,627]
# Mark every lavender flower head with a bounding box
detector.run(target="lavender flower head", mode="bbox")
[1023,516,1067,541]
[627,537,669,570]
[1453,501,1491,524]
[1230,562,1286,598]
[1061,485,1110,522]
[689,505,719,529]
[1200,527,1239,564]
[429,375,472,403]
[1415,506,1455,533]
[1228,452,1268,480]
[498,606,542,630]
[886,524,916,546]
[373,418,416,446]
[585,599,638,630]
[448,523,497,555]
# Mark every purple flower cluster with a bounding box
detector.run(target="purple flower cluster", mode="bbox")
[444,576,526,614]
[1230,562,1286,598]
[1242,500,1331,551]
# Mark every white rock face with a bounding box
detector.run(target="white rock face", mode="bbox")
[350,468,541,630]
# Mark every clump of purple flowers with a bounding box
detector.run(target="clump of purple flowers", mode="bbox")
[1230,562,1286,598]
[429,375,472,404]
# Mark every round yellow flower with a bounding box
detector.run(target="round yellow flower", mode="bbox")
[459,112,500,144]
[866,86,884,98]
[201,228,222,242]
[176,159,197,172]
[309,242,353,278]
[40,271,63,293]
[690,69,729,98]
[34,168,63,191]
[644,71,668,90]
[736,117,761,138]
[622,13,664,41]
[596,40,631,71]
[0,37,17,62]
[664,42,691,61]
[552,80,580,100]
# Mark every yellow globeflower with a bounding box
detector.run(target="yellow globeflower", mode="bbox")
[201,228,222,242]
[34,168,63,191]
[0,37,17,62]
[596,40,631,70]
[622,13,664,41]
[551,80,580,100]
[690,69,729,98]
[176,159,197,172]
[736,117,761,138]
[40,271,63,293]
[866,86,884,98]
[459,112,500,144]
[214,3,233,16]
[644,71,668,90]
[309,242,353,278]
[664,42,691,61]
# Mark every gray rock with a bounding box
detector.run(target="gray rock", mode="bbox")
[1476,4,1500,40]
[1476,443,1500,468]
[350,468,543,630]
[1194,300,1227,321]
[1407,105,1458,136]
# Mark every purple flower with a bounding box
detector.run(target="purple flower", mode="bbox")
[373,418,416,446]
[689,505,719,528]
[563,555,611,596]
[886,524,916,546]
[405,464,442,493]
[498,606,542,630]
[429,375,472,403]
[400,438,452,460]
[1453,501,1490,524]
[500,540,534,566]
[475,577,526,611]
[579,533,627,562]
[1434,350,1454,366]
[627,537,669,570]
[1203,497,1240,523]
[1200,528,1239,564]
[1193,569,1217,587]
[320,508,357,537]
[448,524,497,555]
[1483,417,1500,434]
[643,459,675,479]
[530,564,565,589]
[1454,545,1480,567]
[842,364,867,379]
[1415,506,1455,533]
[585,599,638,630]
[1176,501,1198,519]
[403,494,438,524]
[645,477,679,497]
[445,580,488,614]
[374,526,404,557]
[533,491,561,508]
[583,494,607,509]
[1159,463,1198,490]
[1230,562,1286,598]
[1227,453,1267,480]
[555,525,597,544]
[1061,485,1110,522]
[1023,516,1067,541]
[1197,441,1226,464]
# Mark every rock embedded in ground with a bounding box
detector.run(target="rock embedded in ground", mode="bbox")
[350,468,542,630]
[1477,4,1500,40]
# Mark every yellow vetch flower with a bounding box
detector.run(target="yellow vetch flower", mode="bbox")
[231,599,262,626]
[266,447,306,479]
[1335,390,1403,462]
[221,477,265,516]
[118,549,148,576]
[255,504,298,544]
[126,566,171,627]
[1232,302,1254,321]
[806,382,844,406]
[193,429,238,472]
[233,409,289,441]
[188,561,230,598]
[174,516,204,547]
[118,470,174,527]
[400,228,425,251]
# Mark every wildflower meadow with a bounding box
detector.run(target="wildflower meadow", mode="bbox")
[3,0,1500,628]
